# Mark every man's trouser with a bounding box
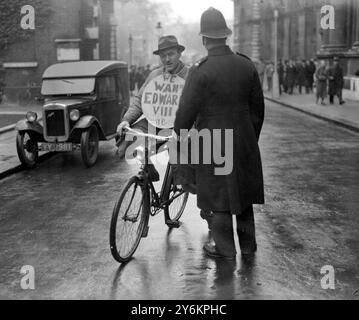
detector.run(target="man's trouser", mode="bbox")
[211,205,257,257]
[329,90,343,104]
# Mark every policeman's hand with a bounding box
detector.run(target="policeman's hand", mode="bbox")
[116,121,130,137]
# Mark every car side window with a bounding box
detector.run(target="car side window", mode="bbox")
[98,76,116,99]
[117,76,125,102]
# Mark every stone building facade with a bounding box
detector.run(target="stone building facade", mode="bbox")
[0,0,116,102]
[232,0,359,76]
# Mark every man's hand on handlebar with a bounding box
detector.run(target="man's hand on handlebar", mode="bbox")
[116,121,130,137]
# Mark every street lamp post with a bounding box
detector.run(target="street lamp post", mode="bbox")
[129,33,133,67]
[272,9,280,98]
[156,22,163,39]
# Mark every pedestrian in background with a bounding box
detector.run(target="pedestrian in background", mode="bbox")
[308,59,316,92]
[278,59,284,94]
[286,60,296,94]
[129,65,137,96]
[0,79,5,104]
[136,66,146,91]
[296,60,307,94]
[255,59,265,86]
[174,7,265,259]
[283,60,289,93]
[265,62,274,92]
[144,64,151,79]
[328,56,345,105]
[305,60,314,93]
[315,60,328,105]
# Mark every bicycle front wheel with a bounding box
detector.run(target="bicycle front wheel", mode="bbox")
[110,176,149,263]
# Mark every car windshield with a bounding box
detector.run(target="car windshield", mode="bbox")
[41,78,95,95]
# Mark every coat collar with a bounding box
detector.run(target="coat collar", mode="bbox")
[208,45,233,57]
[163,60,185,75]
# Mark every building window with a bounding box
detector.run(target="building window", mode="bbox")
[55,39,81,62]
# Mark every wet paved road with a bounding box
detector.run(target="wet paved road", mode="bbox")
[0,100,358,300]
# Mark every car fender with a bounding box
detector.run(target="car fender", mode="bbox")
[15,119,43,136]
[72,115,106,139]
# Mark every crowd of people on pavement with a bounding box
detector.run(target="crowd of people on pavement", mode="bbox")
[129,64,152,96]
[259,56,346,106]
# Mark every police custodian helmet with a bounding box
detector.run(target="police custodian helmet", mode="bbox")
[199,7,232,39]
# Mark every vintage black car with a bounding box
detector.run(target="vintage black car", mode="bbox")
[15,60,129,167]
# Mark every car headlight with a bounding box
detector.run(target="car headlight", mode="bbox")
[26,111,37,123]
[70,109,80,121]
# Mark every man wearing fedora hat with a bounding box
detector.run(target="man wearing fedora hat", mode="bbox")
[328,56,345,105]
[174,7,265,259]
[116,35,189,182]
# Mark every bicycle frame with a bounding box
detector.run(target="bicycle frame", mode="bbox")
[133,138,175,214]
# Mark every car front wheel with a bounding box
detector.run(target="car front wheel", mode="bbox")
[16,131,39,168]
[81,125,99,167]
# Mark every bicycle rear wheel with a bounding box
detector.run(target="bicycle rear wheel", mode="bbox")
[110,176,149,263]
[163,168,189,222]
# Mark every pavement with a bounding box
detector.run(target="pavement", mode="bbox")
[264,91,359,132]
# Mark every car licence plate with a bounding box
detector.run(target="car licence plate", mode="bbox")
[40,143,73,152]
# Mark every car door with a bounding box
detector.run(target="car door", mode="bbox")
[97,75,118,136]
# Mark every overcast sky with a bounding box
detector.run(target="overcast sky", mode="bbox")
[151,0,234,23]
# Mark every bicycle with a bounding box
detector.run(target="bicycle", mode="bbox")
[109,127,189,263]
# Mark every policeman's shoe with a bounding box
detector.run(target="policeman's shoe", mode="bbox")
[340,100,345,105]
[203,243,236,260]
[147,164,160,182]
[200,210,214,230]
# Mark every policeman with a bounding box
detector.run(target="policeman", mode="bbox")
[174,8,265,259]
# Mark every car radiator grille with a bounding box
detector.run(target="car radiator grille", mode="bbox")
[45,109,65,136]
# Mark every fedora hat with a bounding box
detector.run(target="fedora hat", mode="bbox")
[153,35,185,55]
[199,7,232,39]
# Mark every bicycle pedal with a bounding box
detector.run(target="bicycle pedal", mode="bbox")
[166,220,181,229]
[142,226,149,238]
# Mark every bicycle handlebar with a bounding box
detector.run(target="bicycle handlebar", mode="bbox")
[124,126,173,142]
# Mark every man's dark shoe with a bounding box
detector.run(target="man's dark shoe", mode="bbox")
[147,164,160,182]
[200,210,214,230]
[340,100,345,105]
[203,243,236,260]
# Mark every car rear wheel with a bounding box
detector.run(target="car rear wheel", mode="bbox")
[16,131,38,168]
[81,125,99,167]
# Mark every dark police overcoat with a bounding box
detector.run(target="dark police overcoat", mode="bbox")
[174,45,265,215]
